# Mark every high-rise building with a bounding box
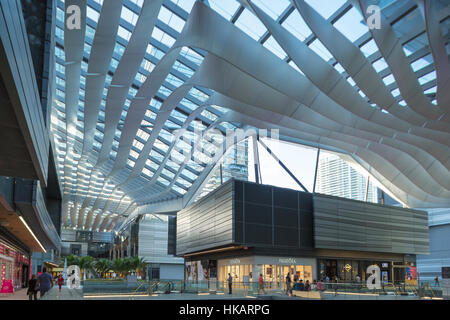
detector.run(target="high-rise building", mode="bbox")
[316,154,378,203]
[196,139,249,200]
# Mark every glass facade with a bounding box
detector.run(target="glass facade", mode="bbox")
[218,263,313,290]
[317,258,399,283]
[215,256,314,290]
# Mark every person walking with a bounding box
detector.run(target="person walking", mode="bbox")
[37,267,54,298]
[258,274,266,295]
[311,280,317,291]
[27,275,38,300]
[57,274,64,292]
[227,273,233,294]
[285,272,291,295]
[434,275,440,286]
[333,278,338,296]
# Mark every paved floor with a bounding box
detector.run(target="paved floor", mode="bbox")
[40,287,83,300]
[0,288,29,300]
[1,287,441,300]
[0,287,83,300]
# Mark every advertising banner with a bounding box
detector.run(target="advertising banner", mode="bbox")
[405,266,417,286]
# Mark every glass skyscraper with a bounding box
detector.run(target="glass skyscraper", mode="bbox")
[316,154,378,203]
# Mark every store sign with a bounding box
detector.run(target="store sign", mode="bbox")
[381,263,389,268]
[279,258,296,265]
[344,264,352,272]
[229,259,240,265]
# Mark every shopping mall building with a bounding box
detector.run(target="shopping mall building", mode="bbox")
[175,180,428,288]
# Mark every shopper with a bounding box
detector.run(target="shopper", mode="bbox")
[258,274,266,295]
[298,279,305,291]
[434,275,440,286]
[227,273,232,294]
[27,275,38,300]
[285,273,291,295]
[333,278,338,296]
[57,274,64,292]
[305,280,311,291]
[311,280,317,291]
[37,267,54,298]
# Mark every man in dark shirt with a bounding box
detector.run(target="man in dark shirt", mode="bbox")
[285,273,291,295]
[38,267,54,298]
[228,273,233,294]
[299,279,305,291]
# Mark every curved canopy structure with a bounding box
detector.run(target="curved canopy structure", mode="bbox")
[50,0,450,232]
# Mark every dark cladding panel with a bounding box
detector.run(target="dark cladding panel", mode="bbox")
[300,227,313,248]
[299,192,313,211]
[234,180,243,203]
[274,207,298,228]
[234,200,243,222]
[273,187,298,209]
[177,180,315,256]
[245,183,272,205]
[313,194,429,254]
[167,216,176,255]
[244,224,272,246]
[275,226,299,247]
[244,203,272,225]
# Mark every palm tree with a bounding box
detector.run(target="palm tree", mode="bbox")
[131,256,148,279]
[121,257,133,278]
[111,258,124,279]
[66,254,80,267]
[94,259,111,278]
[79,256,94,280]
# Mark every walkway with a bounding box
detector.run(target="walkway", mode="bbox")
[0,288,29,300]
[40,286,83,300]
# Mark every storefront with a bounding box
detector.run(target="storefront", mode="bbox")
[317,258,415,284]
[0,240,30,289]
[186,256,316,290]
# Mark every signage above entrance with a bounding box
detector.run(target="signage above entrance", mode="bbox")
[278,258,296,265]
[229,259,240,265]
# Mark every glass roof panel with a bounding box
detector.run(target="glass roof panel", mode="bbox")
[208,0,240,20]
[304,0,347,19]
[333,7,369,42]
[52,0,442,232]
[281,9,312,41]
[252,0,290,20]
[235,9,267,41]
